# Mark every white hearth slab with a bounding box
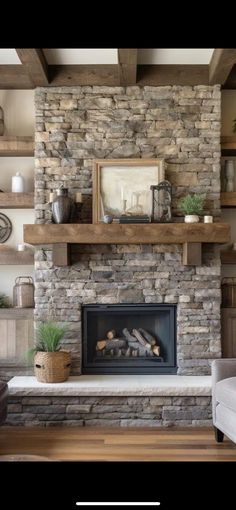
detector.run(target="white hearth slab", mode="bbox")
[8,375,211,397]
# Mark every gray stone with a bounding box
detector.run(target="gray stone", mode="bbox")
[117,287,143,303]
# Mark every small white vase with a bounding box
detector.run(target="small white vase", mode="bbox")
[11,172,25,193]
[184,214,199,223]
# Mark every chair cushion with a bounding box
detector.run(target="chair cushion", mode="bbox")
[216,376,236,412]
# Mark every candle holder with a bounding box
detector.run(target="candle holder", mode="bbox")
[150,180,172,223]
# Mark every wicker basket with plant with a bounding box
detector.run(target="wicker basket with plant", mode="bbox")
[28,321,71,383]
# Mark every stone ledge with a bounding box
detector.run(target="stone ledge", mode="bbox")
[8,375,211,397]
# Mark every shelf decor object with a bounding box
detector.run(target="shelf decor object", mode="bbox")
[13,277,34,308]
[0,106,4,135]
[150,180,172,223]
[0,213,12,242]
[52,187,73,224]
[93,159,165,224]
[225,160,235,192]
[11,172,25,193]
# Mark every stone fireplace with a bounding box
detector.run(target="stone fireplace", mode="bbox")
[33,84,221,378]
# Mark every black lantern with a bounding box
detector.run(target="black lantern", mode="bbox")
[150,180,172,223]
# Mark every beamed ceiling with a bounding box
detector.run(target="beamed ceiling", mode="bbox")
[0,48,235,88]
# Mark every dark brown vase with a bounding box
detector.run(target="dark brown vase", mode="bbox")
[52,188,73,224]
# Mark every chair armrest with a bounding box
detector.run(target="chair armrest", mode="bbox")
[212,358,236,385]
[211,359,236,424]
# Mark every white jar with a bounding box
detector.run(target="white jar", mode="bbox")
[11,172,25,193]
[204,215,213,223]
[184,214,199,223]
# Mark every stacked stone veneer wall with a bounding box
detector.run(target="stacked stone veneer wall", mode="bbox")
[34,85,222,377]
[7,395,212,427]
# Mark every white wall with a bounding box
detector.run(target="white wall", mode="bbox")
[0,90,35,303]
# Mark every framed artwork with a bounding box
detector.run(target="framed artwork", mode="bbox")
[93,159,165,224]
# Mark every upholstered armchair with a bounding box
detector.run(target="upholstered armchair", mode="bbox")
[0,381,8,425]
[212,359,236,443]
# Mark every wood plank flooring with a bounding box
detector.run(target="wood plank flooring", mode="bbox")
[0,427,236,461]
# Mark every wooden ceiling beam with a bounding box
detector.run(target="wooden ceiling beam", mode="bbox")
[50,64,119,86]
[137,65,209,86]
[0,66,32,89]
[15,49,49,86]
[118,49,137,85]
[0,64,210,88]
[209,49,236,85]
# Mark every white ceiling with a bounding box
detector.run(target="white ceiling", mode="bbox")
[138,49,214,64]
[43,48,118,64]
[0,49,21,64]
[0,48,215,65]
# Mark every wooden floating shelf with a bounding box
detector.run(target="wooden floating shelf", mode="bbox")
[221,136,236,150]
[24,223,230,245]
[221,251,236,264]
[0,250,34,265]
[0,308,34,318]
[0,136,34,156]
[221,192,236,208]
[24,223,230,267]
[0,192,34,208]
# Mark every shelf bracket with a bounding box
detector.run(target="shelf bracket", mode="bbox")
[52,243,71,267]
[183,242,202,266]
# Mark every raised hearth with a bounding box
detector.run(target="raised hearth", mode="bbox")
[7,376,212,427]
[8,375,212,396]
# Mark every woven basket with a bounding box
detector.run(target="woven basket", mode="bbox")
[34,351,71,383]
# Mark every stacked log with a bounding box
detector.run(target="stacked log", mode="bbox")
[96,327,161,358]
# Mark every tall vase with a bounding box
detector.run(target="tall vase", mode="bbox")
[0,106,4,135]
[52,188,73,224]
[225,160,235,192]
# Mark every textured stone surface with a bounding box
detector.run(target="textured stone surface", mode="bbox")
[31,85,223,379]
[6,392,212,427]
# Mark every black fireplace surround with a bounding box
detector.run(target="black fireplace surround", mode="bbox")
[82,304,176,374]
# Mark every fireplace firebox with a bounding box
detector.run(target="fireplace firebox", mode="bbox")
[82,304,176,374]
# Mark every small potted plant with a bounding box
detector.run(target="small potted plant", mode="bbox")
[28,321,71,383]
[179,194,205,223]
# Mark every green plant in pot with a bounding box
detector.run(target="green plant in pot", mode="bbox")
[28,321,71,383]
[179,194,205,223]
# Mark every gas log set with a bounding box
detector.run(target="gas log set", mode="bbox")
[96,328,161,359]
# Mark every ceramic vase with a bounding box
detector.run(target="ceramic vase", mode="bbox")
[52,188,73,224]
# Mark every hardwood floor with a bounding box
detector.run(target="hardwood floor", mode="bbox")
[0,427,236,461]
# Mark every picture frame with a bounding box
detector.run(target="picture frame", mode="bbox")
[93,159,165,224]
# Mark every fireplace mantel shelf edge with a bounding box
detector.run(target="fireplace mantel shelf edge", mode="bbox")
[24,223,230,267]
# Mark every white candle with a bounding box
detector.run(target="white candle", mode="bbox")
[49,192,55,203]
[17,244,25,251]
[75,192,82,203]
[120,185,124,201]
[204,215,213,223]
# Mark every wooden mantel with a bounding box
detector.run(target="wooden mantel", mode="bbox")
[24,223,230,267]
